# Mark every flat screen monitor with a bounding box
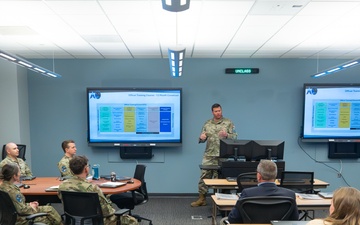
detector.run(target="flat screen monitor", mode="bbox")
[220,139,253,161]
[251,140,284,161]
[87,87,182,147]
[301,83,360,142]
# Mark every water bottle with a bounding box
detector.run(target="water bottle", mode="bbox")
[110,172,116,182]
[92,164,100,180]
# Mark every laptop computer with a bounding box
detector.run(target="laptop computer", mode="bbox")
[20,176,36,181]
[100,175,132,182]
[271,221,309,225]
[15,183,24,188]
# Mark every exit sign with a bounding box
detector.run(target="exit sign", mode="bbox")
[225,68,259,74]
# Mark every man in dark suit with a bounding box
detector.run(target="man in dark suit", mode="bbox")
[226,160,299,223]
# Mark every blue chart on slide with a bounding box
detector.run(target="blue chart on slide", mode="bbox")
[313,100,360,129]
[98,104,173,134]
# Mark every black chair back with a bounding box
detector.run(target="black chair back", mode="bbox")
[0,190,17,225]
[61,191,103,225]
[280,171,314,194]
[2,144,26,161]
[0,190,47,225]
[236,172,258,192]
[133,164,149,204]
[236,196,295,223]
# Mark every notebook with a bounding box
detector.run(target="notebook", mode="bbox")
[318,192,333,199]
[98,182,126,188]
[271,221,309,225]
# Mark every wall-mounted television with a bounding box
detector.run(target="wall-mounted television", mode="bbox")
[87,87,182,147]
[301,83,360,142]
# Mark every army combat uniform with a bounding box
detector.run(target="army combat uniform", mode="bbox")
[57,155,73,177]
[0,181,62,225]
[0,156,33,177]
[58,176,138,225]
[191,117,237,207]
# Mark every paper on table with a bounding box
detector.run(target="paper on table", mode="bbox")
[98,182,126,188]
[45,185,59,192]
[296,193,323,200]
[215,193,239,200]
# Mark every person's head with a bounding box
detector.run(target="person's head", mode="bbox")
[0,163,20,182]
[61,140,76,157]
[256,160,277,182]
[325,187,360,225]
[5,142,19,159]
[211,103,223,120]
[69,155,89,176]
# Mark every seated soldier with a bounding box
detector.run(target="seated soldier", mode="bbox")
[0,142,33,177]
[57,155,138,225]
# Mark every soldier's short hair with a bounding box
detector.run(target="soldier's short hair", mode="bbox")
[211,103,221,111]
[69,155,88,175]
[61,140,75,153]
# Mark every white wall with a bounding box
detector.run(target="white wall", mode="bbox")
[0,60,32,166]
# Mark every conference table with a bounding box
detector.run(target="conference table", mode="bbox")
[204,178,329,192]
[14,177,141,204]
[211,195,331,225]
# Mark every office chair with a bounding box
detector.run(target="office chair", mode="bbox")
[0,190,48,225]
[60,191,129,225]
[2,144,26,161]
[280,171,315,220]
[236,172,258,192]
[236,196,296,223]
[110,164,153,225]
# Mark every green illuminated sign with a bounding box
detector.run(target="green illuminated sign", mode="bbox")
[225,68,259,74]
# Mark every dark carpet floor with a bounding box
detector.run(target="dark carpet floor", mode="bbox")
[53,195,329,225]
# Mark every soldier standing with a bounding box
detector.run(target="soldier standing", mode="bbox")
[191,103,237,207]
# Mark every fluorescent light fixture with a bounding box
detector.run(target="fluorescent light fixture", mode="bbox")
[162,0,190,12]
[162,0,189,77]
[168,47,185,77]
[18,61,33,68]
[0,50,61,78]
[311,57,360,78]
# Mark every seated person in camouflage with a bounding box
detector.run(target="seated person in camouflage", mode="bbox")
[0,163,63,225]
[57,140,76,177]
[57,155,139,225]
[0,142,33,177]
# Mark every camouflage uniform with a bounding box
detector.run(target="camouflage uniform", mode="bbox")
[58,176,138,225]
[0,156,33,177]
[57,155,73,177]
[0,181,62,225]
[198,117,237,194]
